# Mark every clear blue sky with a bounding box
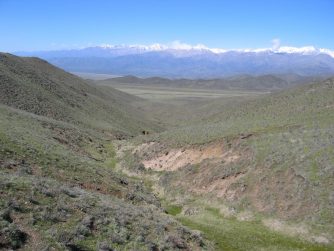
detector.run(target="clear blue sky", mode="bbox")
[1,0,333,52]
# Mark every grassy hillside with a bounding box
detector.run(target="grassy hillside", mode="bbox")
[0,53,160,136]
[123,78,334,250]
[0,54,207,250]
[150,78,334,145]
[1,52,333,250]
[0,105,209,250]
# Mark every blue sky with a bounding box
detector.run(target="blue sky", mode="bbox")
[0,0,333,52]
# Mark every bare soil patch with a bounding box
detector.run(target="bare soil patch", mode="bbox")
[139,142,240,171]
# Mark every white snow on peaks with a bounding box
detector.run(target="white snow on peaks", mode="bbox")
[169,40,208,50]
[319,48,334,58]
[276,46,317,54]
[274,46,334,57]
[99,44,116,49]
[97,42,334,58]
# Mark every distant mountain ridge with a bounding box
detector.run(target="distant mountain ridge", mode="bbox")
[16,43,334,57]
[16,44,334,78]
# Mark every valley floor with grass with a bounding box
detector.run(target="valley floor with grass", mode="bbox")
[107,84,267,102]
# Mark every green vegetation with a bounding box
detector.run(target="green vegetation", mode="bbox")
[118,77,334,249]
[0,53,161,136]
[165,204,183,216]
[178,208,334,251]
[0,53,207,250]
[148,79,334,145]
[1,52,334,250]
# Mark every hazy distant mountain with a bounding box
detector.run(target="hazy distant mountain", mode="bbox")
[16,44,334,78]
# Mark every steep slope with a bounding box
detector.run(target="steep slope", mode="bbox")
[0,53,160,136]
[0,106,208,250]
[0,54,207,250]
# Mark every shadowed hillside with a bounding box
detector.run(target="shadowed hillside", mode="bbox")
[0,53,160,137]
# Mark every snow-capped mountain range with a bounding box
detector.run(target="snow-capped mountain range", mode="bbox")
[96,42,334,57]
[16,43,334,78]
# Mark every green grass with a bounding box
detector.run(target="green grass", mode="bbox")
[178,208,334,251]
[164,204,183,216]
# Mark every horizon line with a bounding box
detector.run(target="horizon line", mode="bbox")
[13,41,334,58]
